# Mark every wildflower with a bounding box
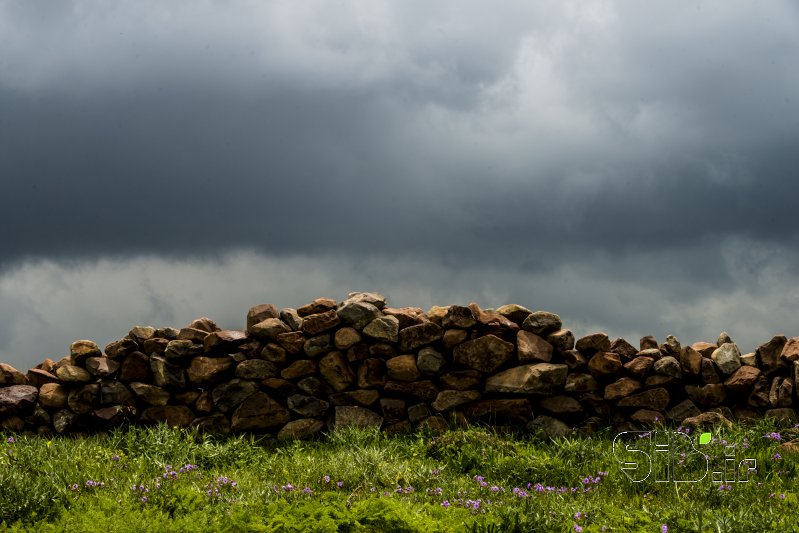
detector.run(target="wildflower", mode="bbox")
[773,453,782,460]
[574,512,582,519]
[111,455,120,462]
[780,493,786,500]
[574,525,583,532]
[490,486,500,493]
[769,493,775,498]
[441,500,450,509]
[432,469,441,476]
[302,487,313,494]
[336,481,344,488]
[661,525,668,533]
[7,437,15,443]
[141,496,147,504]
[765,432,782,441]
[474,475,484,483]
[323,475,330,483]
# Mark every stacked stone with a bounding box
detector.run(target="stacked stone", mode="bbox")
[1,292,798,439]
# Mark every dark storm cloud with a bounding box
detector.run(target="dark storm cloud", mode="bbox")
[1,1,798,368]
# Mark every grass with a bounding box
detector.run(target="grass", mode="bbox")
[0,419,796,532]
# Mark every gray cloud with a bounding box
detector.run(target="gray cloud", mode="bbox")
[1,1,798,367]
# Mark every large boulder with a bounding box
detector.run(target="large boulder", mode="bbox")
[0,385,38,416]
[485,363,568,394]
[453,335,514,373]
[231,392,291,432]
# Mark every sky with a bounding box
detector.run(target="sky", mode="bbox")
[1,0,798,370]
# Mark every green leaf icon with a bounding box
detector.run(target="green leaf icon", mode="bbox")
[699,432,712,445]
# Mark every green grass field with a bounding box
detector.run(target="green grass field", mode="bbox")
[0,420,796,532]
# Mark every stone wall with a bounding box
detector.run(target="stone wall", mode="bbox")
[1,292,797,439]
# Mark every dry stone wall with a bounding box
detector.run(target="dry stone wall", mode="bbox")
[1,292,798,439]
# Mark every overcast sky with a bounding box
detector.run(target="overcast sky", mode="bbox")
[1,1,798,370]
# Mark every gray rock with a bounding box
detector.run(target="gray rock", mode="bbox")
[711,343,742,375]
[521,311,562,336]
[362,316,400,343]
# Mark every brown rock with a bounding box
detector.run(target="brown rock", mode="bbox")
[680,347,703,376]
[187,356,234,386]
[630,409,665,425]
[195,390,215,413]
[52,409,79,434]
[561,350,587,370]
[442,305,477,329]
[453,334,514,373]
[756,335,787,375]
[418,415,449,432]
[104,338,139,359]
[496,304,532,325]
[192,414,231,434]
[328,389,380,406]
[318,352,355,392]
[70,340,102,365]
[464,399,533,424]
[260,343,287,364]
[297,376,331,397]
[150,355,186,389]
[119,352,150,382]
[247,304,279,330]
[85,357,120,378]
[384,380,439,402]
[203,330,248,353]
[431,390,480,411]
[521,311,562,336]
[439,370,482,391]
[747,376,771,407]
[527,415,572,439]
[212,379,259,413]
[604,378,642,401]
[276,331,306,355]
[279,308,303,331]
[301,310,341,336]
[337,301,382,330]
[646,375,678,387]
[547,329,575,353]
[0,385,39,416]
[0,364,29,386]
[386,355,420,382]
[724,366,761,393]
[287,394,330,418]
[297,297,338,317]
[357,358,386,388]
[187,317,220,333]
[99,381,134,406]
[56,364,92,383]
[369,343,396,358]
[39,383,68,409]
[442,329,468,348]
[407,403,431,423]
[331,406,383,430]
[382,307,427,329]
[178,327,209,343]
[517,331,553,363]
[682,411,733,429]
[617,388,669,411]
[129,382,170,406]
[539,395,582,415]
[281,360,317,380]
[174,391,200,405]
[685,383,726,407]
[278,418,326,440]
[379,398,407,422]
[399,322,443,352]
[769,377,793,408]
[609,338,638,361]
[334,327,361,350]
[236,359,278,380]
[781,337,799,363]
[575,333,611,355]
[417,347,445,375]
[640,336,658,350]
[588,352,622,379]
[67,384,99,414]
[764,408,797,426]
[92,405,136,426]
[303,334,332,358]
[426,305,449,325]
[653,356,681,378]
[667,399,701,422]
[362,316,400,343]
[700,358,721,384]
[142,405,195,427]
[164,340,202,362]
[564,373,599,393]
[691,341,718,358]
[26,368,57,388]
[484,363,568,394]
[250,318,291,339]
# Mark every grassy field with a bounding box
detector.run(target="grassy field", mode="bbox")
[0,420,796,532]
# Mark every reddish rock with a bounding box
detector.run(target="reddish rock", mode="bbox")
[588,352,622,379]
[680,347,703,376]
[561,350,587,370]
[575,333,611,355]
[301,310,341,336]
[345,344,370,365]
[399,322,443,352]
[724,366,761,393]
[453,334,514,373]
[319,352,356,392]
[609,338,638,361]
[247,304,279,330]
[0,385,39,416]
[142,405,195,427]
[780,337,799,363]
[470,304,519,334]
[185,356,232,385]
[617,388,669,411]
[386,355,420,382]
[604,378,642,401]
[26,368,58,388]
[85,357,120,378]
[517,331,553,363]
[203,330,248,353]
[685,384,726,407]
[187,317,220,333]
[369,343,397,358]
[297,297,338,317]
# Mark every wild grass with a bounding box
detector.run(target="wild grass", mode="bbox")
[0,418,796,532]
